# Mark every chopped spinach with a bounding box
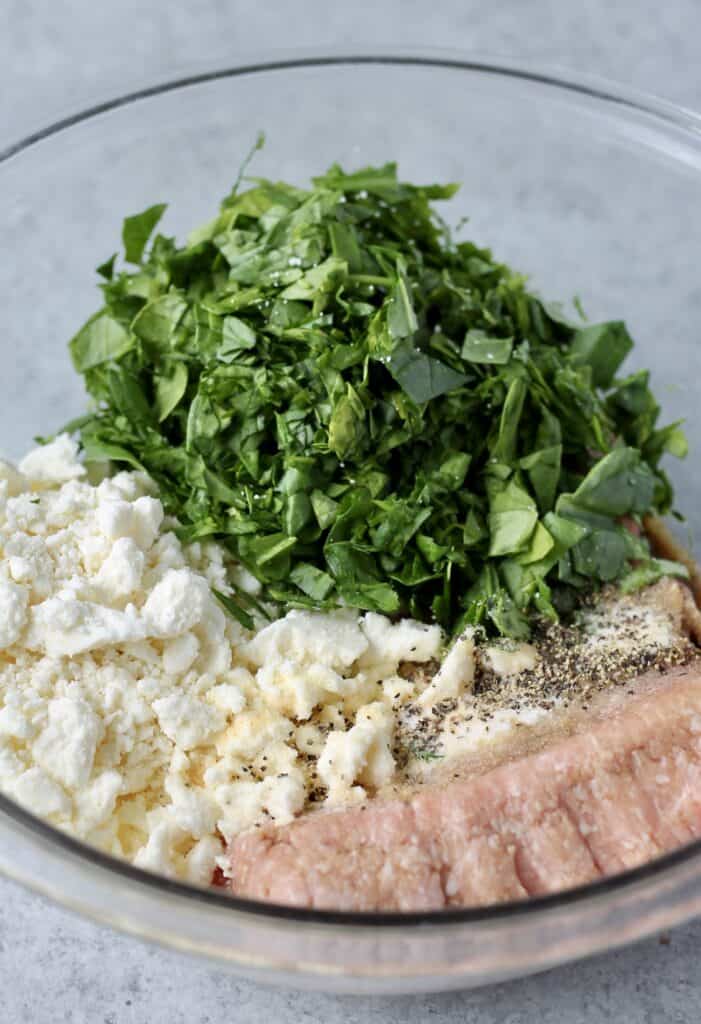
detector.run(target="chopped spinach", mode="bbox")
[65,160,686,635]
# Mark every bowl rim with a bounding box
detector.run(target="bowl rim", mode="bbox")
[3,46,701,163]
[2,46,701,946]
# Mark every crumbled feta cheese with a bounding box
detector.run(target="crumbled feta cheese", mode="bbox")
[418,630,475,706]
[32,696,103,789]
[74,770,123,832]
[9,766,72,817]
[96,537,145,600]
[0,702,31,740]
[96,495,163,550]
[0,460,27,497]
[214,707,293,762]
[242,609,369,670]
[483,642,539,677]
[25,597,146,656]
[294,722,325,756]
[132,820,184,878]
[142,568,210,637]
[5,534,54,598]
[214,766,306,844]
[185,835,222,886]
[153,693,225,751]
[164,774,219,837]
[162,632,200,675]
[255,658,345,720]
[0,579,29,648]
[208,682,246,715]
[317,701,395,804]
[359,613,443,667]
[18,434,85,486]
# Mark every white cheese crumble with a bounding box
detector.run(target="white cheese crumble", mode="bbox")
[0,439,446,883]
[418,629,476,707]
[18,435,86,486]
[482,642,539,677]
[317,701,395,805]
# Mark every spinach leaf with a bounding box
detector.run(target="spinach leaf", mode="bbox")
[69,313,133,371]
[570,320,633,388]
[328,385,366,459]
[122,203,167,264]
[289,563,336,600]
[219,316,256,359]
[619,558,689,593]
[565,447,655,517]
[488,480,538,557]
[494,377,527,464]
[154,362,188,422]
[462,329,513,365]
[520,445,562,511]
[213,588,256,630]
[386,340,467,403]
[96,254,117,280]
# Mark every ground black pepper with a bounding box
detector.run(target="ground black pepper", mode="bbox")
[395,586,697,766]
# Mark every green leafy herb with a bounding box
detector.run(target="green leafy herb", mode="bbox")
[462,329,513,365]
[408,746,444,763]
[69,313,133,371]
[570,321,633,389]
[65,159,686,635]
[387,339,468,403]
[212,588,255,630]
[122,203,167,264]
[619,558,689,594]
[96,253,117,280]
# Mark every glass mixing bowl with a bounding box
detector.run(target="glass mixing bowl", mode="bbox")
[2,51,701,994]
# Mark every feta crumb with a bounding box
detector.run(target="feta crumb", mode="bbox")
[74,770,123,832]
[18,434,85,486]
[142,568,209,637]
[9,766,72,817]
[359,612,443,667]
[317,701,395,804]
[96,537,145,600]
[153,693,225,750]
[162,632,200,675]
[242,609,368,670]
[25,597,146,655]
[418,630,475,707]
[133,820,184,878]
[208,683,246,715]
[97,495,163,549]
[254,658,344,720]
[0,579,29,648]
[483,642,539,676]
[5,534,54,598]
[32,696,102,789]
[0,703,31,740]
[0,460,27,496]
[185,835,222,886]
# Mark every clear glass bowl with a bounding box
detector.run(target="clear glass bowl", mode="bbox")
[2,51,701,994]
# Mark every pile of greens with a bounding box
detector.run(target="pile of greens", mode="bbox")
[66,159,687,636]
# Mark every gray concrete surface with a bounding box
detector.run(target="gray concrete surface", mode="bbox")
[2,2,701,1020]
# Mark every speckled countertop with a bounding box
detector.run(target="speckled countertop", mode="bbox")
[2,2,701,1020]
